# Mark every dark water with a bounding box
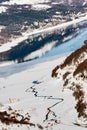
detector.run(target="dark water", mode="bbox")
[40,28,87,59]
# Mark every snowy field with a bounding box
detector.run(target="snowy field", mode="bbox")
[0,54,86,130]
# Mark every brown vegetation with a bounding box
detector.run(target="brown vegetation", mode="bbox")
[60,43,87,69]
[73,85,87,118]
[51,65,59,78]
[0,110,35,126]
[63,72,70,80]
[37,124,43,129]
[52,42,87,80]
[73,85,84,100]
[63,79,69,86]
[73,59,87,77]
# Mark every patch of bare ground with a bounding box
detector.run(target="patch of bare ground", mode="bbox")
[37,124,43,129]
[63,72,70,80]
[0,106,47,129]
[73,85,87,119]
[51,65,59,78]
[0,109,35,127]
[73,59,87,78]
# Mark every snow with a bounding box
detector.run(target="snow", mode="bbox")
[0,14,87,53]
[0,55,86,129]
[3,0,50,5]
[32,4,51,10]
[0,25,5,32]
[0,6,7,13]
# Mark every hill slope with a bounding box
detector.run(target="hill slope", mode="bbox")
[52,41,87,125]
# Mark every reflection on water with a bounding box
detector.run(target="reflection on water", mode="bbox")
[41,28,87,58]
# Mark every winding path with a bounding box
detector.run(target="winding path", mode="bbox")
[25,80,64,122]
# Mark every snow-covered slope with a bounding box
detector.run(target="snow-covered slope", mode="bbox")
[52,41,87,125]
[0,44,86,129]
